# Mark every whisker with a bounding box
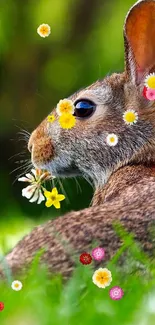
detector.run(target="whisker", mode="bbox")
[10,160,31,175]
[8,151,27,161]
[17,137,29,143]
[57,177,70,205]
[73,177,82,194]
[44,177,56,191]
[14,159,30,164]
[49,166,70,205]
[14,126,31,144]
[12,119,31,128]
[83,174,94,189]
[14,125,31,135]
[17,131,30,138]
[17,129,30,135]
[12,163,32,185]
[51,177,56,189]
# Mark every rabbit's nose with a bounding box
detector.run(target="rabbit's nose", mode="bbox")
[27,124,54,167]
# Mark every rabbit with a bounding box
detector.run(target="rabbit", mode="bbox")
[1,0,155,279]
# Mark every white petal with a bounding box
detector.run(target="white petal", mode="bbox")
[22,185,36,199]
[31,169,37,178]
[25,173,35,181]
[39,172,53,182]
[40,173,48,181]
[37,190,45,204]
[18,177,31,182]
[29,189,39,203]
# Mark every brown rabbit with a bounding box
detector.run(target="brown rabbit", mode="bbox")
[1,0,155,278]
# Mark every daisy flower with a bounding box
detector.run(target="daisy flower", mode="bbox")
[47,114,55,123]
[92,268,112,289]
[123,109,138,125]
[11,280,23,291]
[106,133,118,146]
[37,23,51,38]
[18,169,53,204]
[44,187,65,209]
[58,113,76,129]
[145,88,155,101]
[109,286,124,300]
[56,99,75,116]
[79,252,92,265]
[145,73,155,89]
[92,247,105,261]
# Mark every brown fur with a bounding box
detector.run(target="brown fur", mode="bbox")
[1,0,155,279]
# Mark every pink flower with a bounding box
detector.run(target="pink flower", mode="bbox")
[109,286,124,300]
[92,247,105,261]
[146,88,155,101]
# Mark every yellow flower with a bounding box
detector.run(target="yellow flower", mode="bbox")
[37,24,51,38]
[47,115,55,123]
[59,113,76,129]
[44,187,65,208]
[56,99,75,116]
[123,109,138,125]
[92,268,112,288]
[145,73,155,89]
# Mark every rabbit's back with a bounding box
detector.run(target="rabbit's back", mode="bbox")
[3,165,155,278]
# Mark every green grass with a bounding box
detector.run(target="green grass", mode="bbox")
[0,226,155,325]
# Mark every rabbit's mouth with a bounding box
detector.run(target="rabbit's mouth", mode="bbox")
[43,159,81,178]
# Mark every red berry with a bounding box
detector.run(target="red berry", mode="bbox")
[79,252,92,265]
[142,86,148,99]
[0,302,4,311]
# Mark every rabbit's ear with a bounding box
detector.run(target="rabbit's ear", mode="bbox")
[124,0,155,85]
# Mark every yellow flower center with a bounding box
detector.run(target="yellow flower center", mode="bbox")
[14,283,19,288]
[48,115,55,123]
[124,111,136,123]
[61,106,68,112]
[96,272,110,285]
[147,76,155,89]
[110,137,115,142]
[64,117,70,122]
[41,27,48,34]
[51,195,56,201]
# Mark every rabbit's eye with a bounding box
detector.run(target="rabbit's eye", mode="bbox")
[74,99,96,119]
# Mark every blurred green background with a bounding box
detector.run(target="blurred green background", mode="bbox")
[0,0,134,251]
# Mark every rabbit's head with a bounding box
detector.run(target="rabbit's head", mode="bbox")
[28,0,155,187]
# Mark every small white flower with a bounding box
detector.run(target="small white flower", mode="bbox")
[92,268,112,289]
[106,133,118,146]
[18,169,54,204]
[37,24,51,38]
[11,280,23,291]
